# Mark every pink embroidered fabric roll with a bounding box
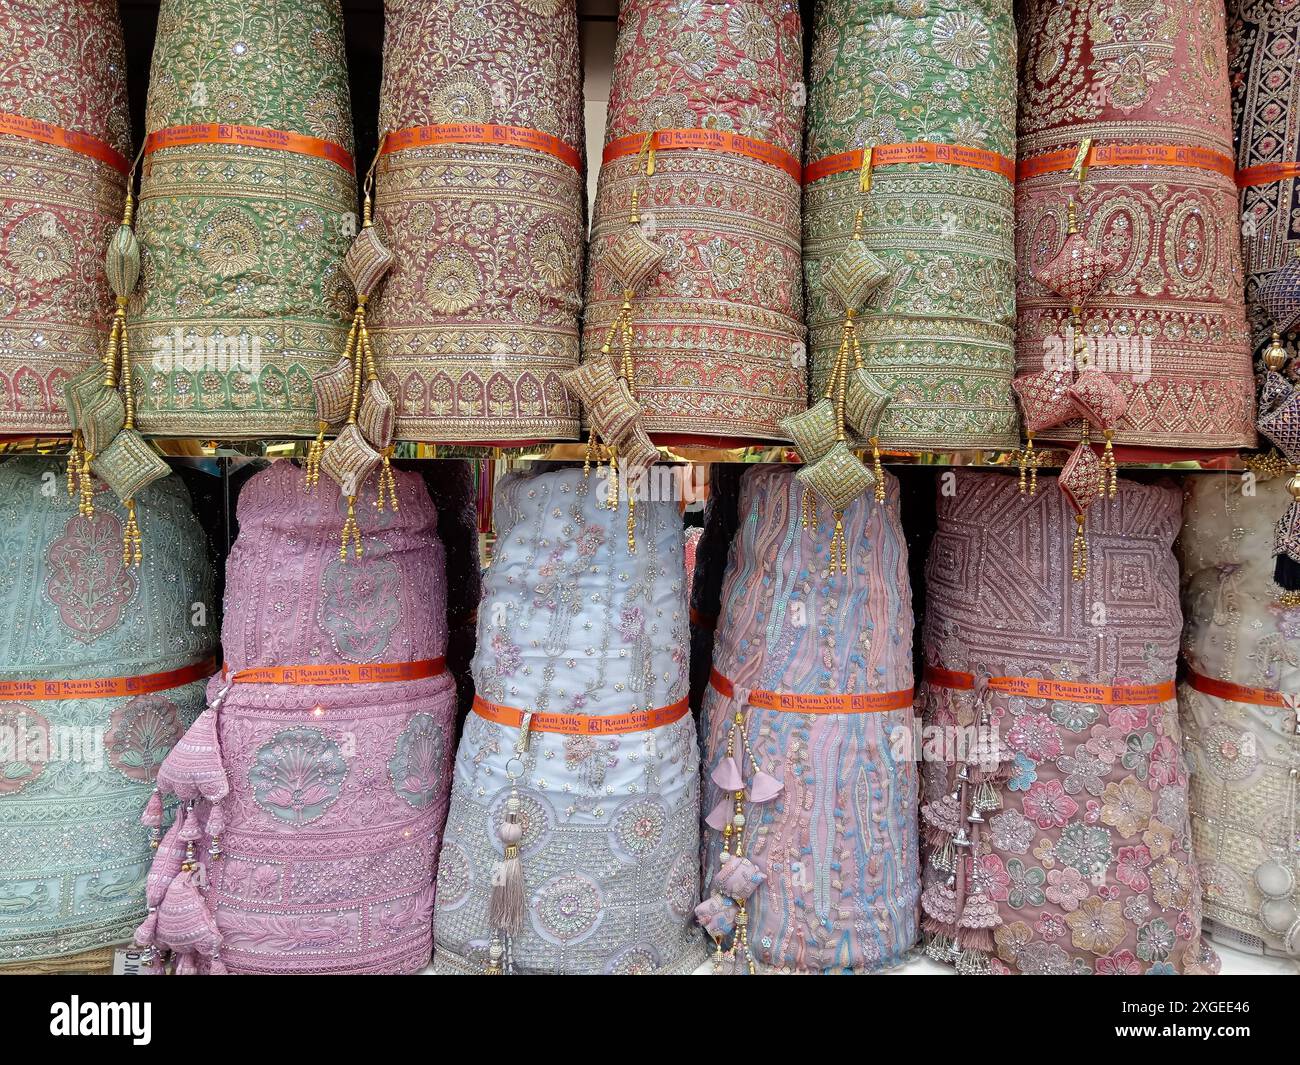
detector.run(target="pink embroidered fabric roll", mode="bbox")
[698,466,919,972]
[1015,0,1254,449]
[0,0,130,433]
[918,471,1216,974]
[581,0,807,444]
[369,0,586,443]
[142,462,456,974]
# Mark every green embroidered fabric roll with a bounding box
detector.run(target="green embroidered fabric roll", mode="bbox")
[803,0,1019,449]
[129,0,357,439]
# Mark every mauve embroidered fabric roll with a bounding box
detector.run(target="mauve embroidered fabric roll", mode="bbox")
[1178,474,1300,958]
[143,462,456,974]
[918,470,1217,974]
[0,458,214,971]
[369,0,586,444]
[1016,0,1255,449]
[433,467,707,974]
[581,0,807,444]
[0,0,130,433]
[129,0,357,438]
[698,466,920,972]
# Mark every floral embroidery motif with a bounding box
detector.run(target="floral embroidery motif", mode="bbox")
[532,872,604,945]
[388,713,446,810]
[319,555,402,661]
[0,704,49,795]
[105,694,182,783]
[45,510,137,643]
[250,728,348,826]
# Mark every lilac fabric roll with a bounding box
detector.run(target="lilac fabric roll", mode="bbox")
[698,466,920,972]
[143,462,456,974]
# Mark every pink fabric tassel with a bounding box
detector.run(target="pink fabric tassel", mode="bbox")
[704,796,733,831]
[694,893,738,940]
[156,869,222,959]
[205,801,224,840]
[144,816,186,907]
[156,706,230,804]
[140,790,163,829]
[174,954,199,976]
[177,805,201,843]
[133,908,158,947]
[487,820,525,937]
[711,755,744,793]
[714,855,765,900]
[747,771,782,803]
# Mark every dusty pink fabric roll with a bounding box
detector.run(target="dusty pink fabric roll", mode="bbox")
[918,471,1216,975]
[142,462,456,974]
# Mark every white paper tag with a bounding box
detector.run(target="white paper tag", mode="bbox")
[111,947,151,975]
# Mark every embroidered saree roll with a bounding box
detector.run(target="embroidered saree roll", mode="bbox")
[433,467,706,974]
[698,466,919,972]
[140,462,456,974]
[0,0,130,434]
[918,470,1215,974]
[1231,0,1300,357]
[1179,474,1300,958]
[129,0,357,438]
[802,0,1019,452]
[1015,0,1254,450]
[0,457,214,971]
[579,0,806,444]
[368,1,585,444]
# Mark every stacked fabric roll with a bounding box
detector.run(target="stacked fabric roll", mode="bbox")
[130,0,357,438]
[433,467,706,974]
[698,466,919,973]
[0,457,215,972]
[369,0,586,444]
[1231,0,1300,358]
[0,0,131,434]
[139,462,456,974]
[578,0,806,446]
[800,0,1019,459]
[918,471,1215,974]
[1016,0,1254,451]
[1179,474,1300,958]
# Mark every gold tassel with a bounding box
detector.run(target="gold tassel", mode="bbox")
[830,512,847,576]
[1020,431,1037,496]
[1103,428,1117,498]
[122,498,142,567]
[606,444,619,511]
[304,423,327,488]
[376,447,399,512]
[871,437,885,502]
[1071,513,1087,581]
[79,450,95,517]
[67,431,84,499]
[340,496,363,560]
[801,488,817,529]
[627,492,636,555]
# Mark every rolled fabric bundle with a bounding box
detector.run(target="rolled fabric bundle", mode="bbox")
[918,470,1216,975]
[578,0,806,448]
[1231,0,1300,359]
[129,0,357,438]
[799,0,1019,476]
[367,0,586,444]
[433,467,706,974]
[698,466,919,973]
[0,0,131,434]
[0,457,215,972]
[688,462,744,713]
[1179,474,1300,958]
[141,462,456,974]
[1015,0,1254,459]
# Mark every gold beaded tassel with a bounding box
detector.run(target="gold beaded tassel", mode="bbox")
[338,301,368,561]
[361,307,398,514]
[1071,513,1088,581]
[304,423,328,488]
[713,710,758,976]
[118,286,143,566]
[1102,428,1117,497]
[66,430,83,500]
[376,447,398,511]
[828,310,853,576]
[1019,431,1037,496]
[801,486,817,529]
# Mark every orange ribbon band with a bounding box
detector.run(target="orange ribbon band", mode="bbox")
[689,607,717,631]
[709,667,914,714]
[0,112,130,174]
[0,657,216,702]
[1183,667,1297,709]
[382,123,582,171]
[923,665,1175,706]
[803,141,1016,186]
[1017,143,1235,182]
[1235,161,1300,188]
[144,123,355,173]
[225,658,445,686]
[472,694,690,735]
[603,128,802,182]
